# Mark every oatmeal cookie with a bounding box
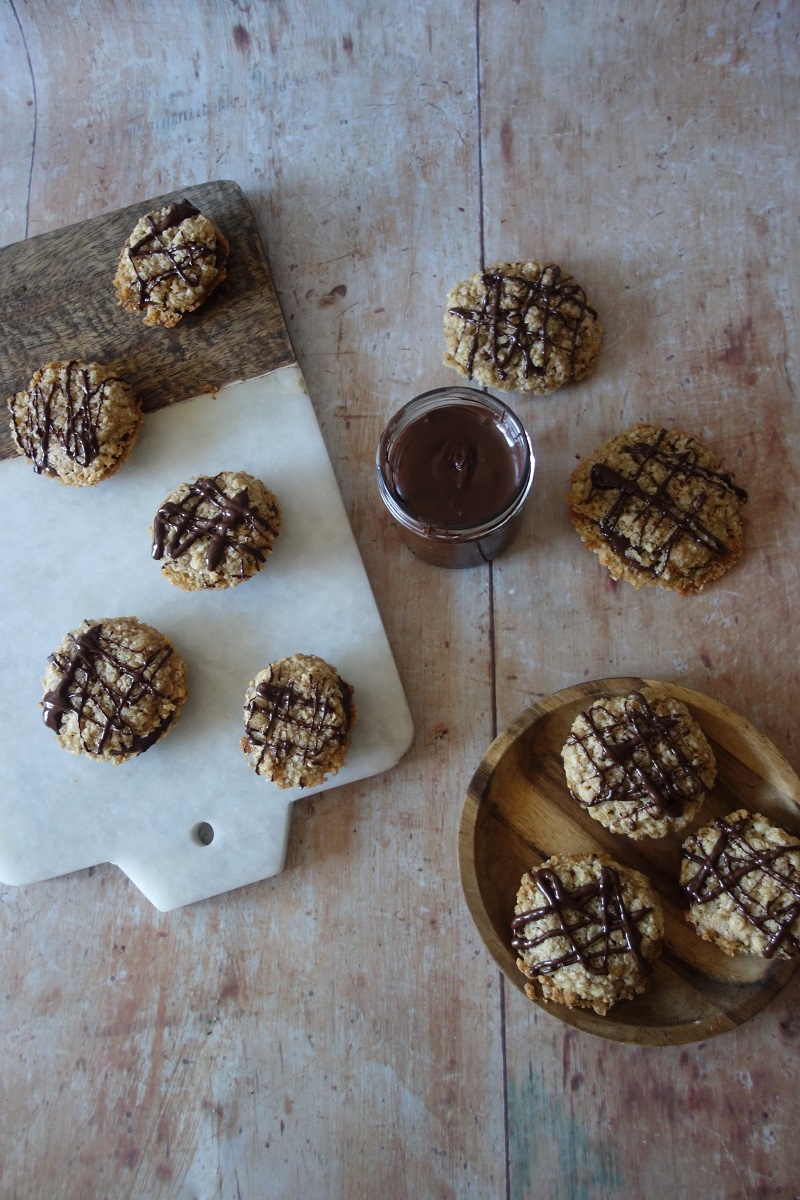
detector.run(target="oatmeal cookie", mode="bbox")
[681,810,800,959]
[151,471,282,591]
[443,260,602,395]
[7,360,142,486]
[113,198,229,328]
[240,653,356,789]
[512,852,663,1015]
[567,423,747,593]
[562,688,715,839]
[41,616,188,763]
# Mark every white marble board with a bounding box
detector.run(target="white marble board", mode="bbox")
[0,365,414,910]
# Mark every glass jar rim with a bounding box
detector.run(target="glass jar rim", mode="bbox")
[376,386,535,539]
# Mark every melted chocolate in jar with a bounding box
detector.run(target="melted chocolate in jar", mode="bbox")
[590,430,748,579]
[152,476,278,575]
[16,361,114,474]
[682,815,800,958]
[127,198,225,310]
[448,264,596,383]
[42,623,176,756]
[511,863,653,977]
[566,692,710,820]
[387,404,525,526]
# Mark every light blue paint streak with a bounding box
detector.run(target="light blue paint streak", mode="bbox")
[507,1061,623,1200]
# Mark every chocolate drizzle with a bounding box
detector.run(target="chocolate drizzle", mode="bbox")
[42,622,177,757]
[12,361,117,475]
[126,199,225,310]
[512,863,653,977]
[566,692,711,821]
[448,264,597,383]
[243,673,352,773]
[152,476,278,575]
[683,815,800,959]
[588,429,748,580]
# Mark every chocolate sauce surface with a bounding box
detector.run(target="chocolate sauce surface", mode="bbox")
[386,404,525,526]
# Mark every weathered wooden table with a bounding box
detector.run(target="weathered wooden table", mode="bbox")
[1,3,798,1197]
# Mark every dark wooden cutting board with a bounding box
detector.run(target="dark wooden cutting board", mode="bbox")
[0,180,295,460]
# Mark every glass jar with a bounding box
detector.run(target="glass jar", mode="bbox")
[376,386,535,568]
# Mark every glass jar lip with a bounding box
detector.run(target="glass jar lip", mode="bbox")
[376,386,535,538]
[383,385,524,429]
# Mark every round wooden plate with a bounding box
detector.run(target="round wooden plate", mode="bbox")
[458,677,800,1045]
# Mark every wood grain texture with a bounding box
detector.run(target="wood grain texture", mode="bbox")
[459,677,800,1045]
[480,5,800,1197]
[0,180,294,459]
[0,8,32,245]
[0,1,798,1198]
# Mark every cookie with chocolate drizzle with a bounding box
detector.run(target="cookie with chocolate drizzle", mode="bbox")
[512,852,663,1015]
[681,810,800,959]
[113,199,229,328]
[41,616,188,763]
[7,360,143,486]
[443,260,602,395]
[567,423,747,593]
[151,470,282,591]
[240,653,356,789]
[562,688,715,840]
